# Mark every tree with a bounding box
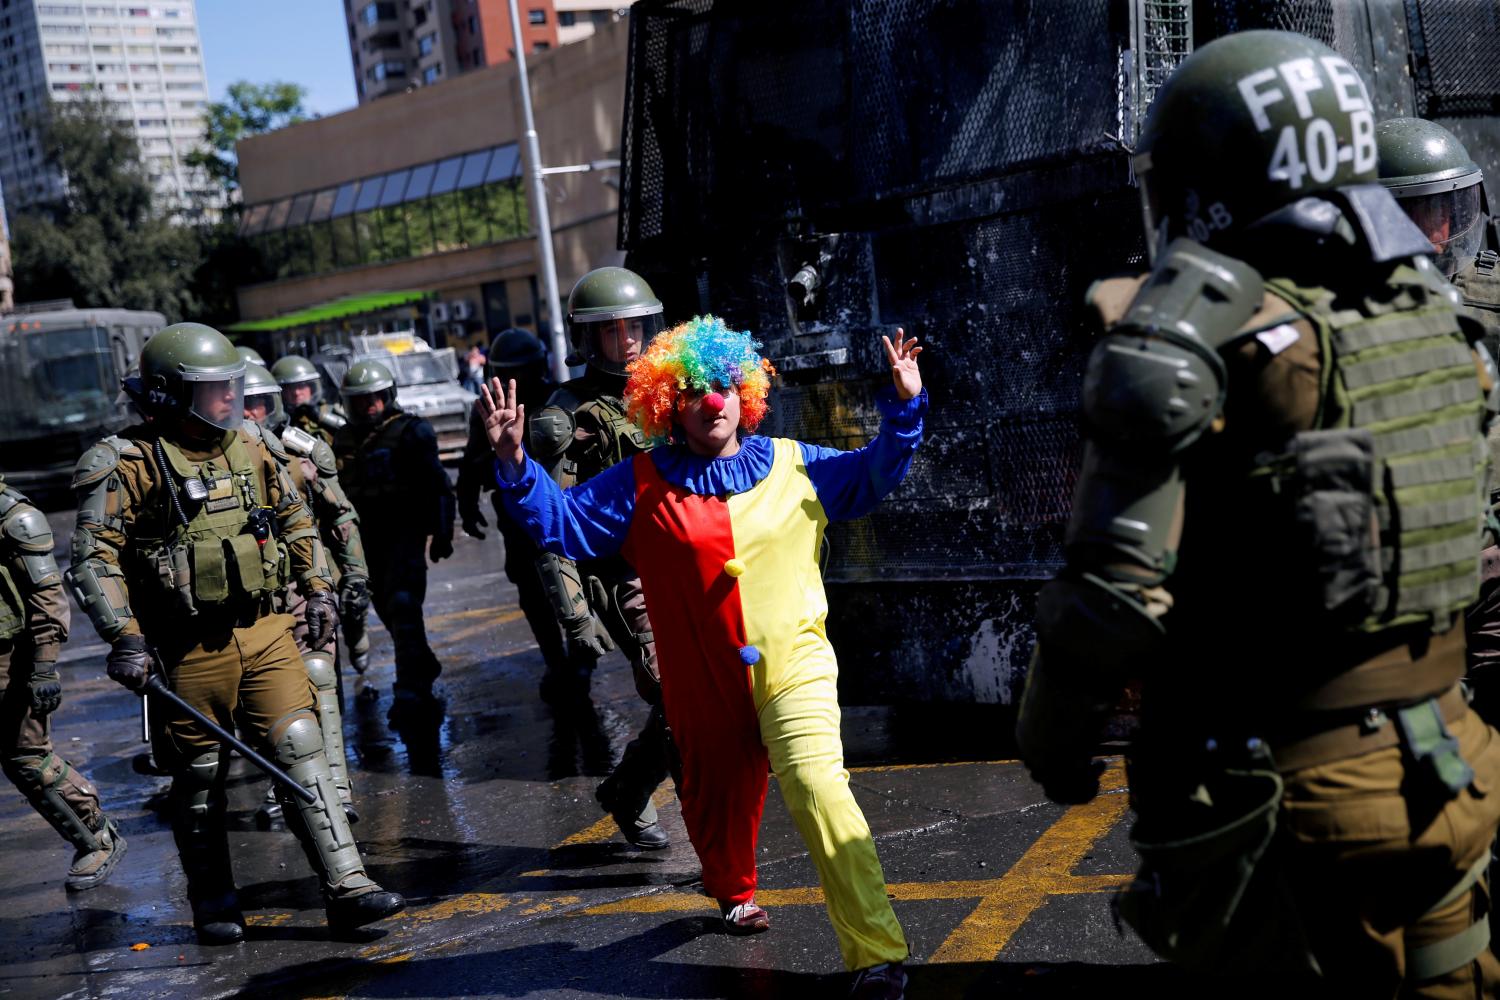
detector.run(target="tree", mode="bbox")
[10,90,202,321]
[186,81,309,202]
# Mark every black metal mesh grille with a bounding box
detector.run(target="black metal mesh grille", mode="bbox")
[620,0,1126,250]
[1197,0,1336,43]
[1408,0,1500,117]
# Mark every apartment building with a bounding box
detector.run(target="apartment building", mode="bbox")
[0,0,210,212]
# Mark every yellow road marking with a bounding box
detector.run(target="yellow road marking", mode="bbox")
[570,760,1131,966]
[424,603,520,627]
[551,788,679,849]
[929,761,1129,963]
[437,609,526,645]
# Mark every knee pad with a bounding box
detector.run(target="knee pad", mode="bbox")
[271,713,324,768]
[303,651,337,692]
[172,751,226,817]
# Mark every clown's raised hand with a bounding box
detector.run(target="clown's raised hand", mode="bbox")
[479,377,526,473]
[882,328,924,401]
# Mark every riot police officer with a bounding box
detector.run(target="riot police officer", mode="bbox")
[1377,118,1500,721]
[244,364,367,824]
[273,355,346,448]
[273,356,369,673]
[1,478,126,890]
[332,359,454,715]
[1017,31,1500,993]
[528,267,674,850]
[456,329,567,677]
[236,345,266,366]
[67,324,402,944]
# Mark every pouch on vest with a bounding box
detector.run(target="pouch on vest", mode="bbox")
[1272,428,1381,623]
[1114,764,1318,975]
[225,533,267,596]
[190,538,229,604]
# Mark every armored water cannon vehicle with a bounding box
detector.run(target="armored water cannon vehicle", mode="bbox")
[0,301,162,497]
[319,331,476,462]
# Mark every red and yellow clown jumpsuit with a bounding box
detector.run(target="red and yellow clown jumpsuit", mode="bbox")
[498,386,925,971]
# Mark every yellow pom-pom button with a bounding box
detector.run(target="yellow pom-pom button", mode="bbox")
[723,558,746,578]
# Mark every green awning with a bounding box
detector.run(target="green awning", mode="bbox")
[227,289,431,333]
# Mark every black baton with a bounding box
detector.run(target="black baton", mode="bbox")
[139,675,317,805]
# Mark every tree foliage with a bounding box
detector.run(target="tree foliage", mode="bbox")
[10,91,201,321]
[185,80,308,199]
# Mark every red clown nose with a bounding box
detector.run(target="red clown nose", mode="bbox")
[702,391,726,414]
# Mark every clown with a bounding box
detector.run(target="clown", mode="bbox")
[481,315,925,999]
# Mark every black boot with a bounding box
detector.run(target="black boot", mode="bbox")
[325,880,407,932]
[172,801,244,945]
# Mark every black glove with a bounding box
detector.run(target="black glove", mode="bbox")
[563,611,615,660]
[106,635,151,692]
[28,664,62,716]
[1030,759,1105,806]
[429,534,455,562]
[305,589,341,651]
[339,575,371,620]
[461,506,488,541]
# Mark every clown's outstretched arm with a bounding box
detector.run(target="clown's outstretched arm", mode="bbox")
[481,376,636,561]
[800,332,929,521]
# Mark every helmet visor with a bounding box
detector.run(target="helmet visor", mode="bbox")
[280,376,323,408]
[1395,184,1485,277]
[188,373,246,432]
[244,388,284,430]
[582,313,665,375]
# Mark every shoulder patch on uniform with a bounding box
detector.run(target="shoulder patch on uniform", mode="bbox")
[72,438,125,489]
[530,407,576,457]
[1085,274,1149,331]
[4,505,53,552]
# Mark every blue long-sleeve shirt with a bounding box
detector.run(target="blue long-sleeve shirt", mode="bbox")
[496,386,928,561]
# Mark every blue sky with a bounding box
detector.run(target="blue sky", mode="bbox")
[196,1,358,118]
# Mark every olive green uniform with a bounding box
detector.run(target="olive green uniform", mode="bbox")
[1019,34,1500,996]
[333,407,453,699]
[530,370,672,838]
[247,421,368,817]
[0,481,124,888]
[68,423,386,929]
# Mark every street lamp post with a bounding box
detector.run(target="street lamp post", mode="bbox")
[507,0,568,383]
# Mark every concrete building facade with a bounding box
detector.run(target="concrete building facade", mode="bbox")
[0,0,210,213]
[346,0,558,104]
[236,18,627,352]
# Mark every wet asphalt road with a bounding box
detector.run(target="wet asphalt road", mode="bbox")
[0,507,1224,1000]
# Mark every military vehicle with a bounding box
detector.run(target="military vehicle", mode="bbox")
[313,331,475,462]
[617,0,1500,708]
[0,301,161,496]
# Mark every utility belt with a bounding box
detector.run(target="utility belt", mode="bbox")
[138,531,289,618]
[1270,682,1470,775]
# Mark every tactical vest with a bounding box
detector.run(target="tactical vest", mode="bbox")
[337,411,420,509]
[0,489,28,641]
[130,431,289,616]
[1262,262,1487,632]
[552,383,649,486]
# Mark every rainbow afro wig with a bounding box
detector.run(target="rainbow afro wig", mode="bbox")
[624,315,776,439]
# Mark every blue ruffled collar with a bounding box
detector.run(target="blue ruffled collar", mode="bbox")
[650,434,774,496]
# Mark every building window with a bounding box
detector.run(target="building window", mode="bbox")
[532,41,548,50]
[466,14,476,33]
[527,8,545,24]
[558,11,574,26]
[422,64,439,84]
[417,31,434,56]
[371,59,405,82]
[359,1,395,26]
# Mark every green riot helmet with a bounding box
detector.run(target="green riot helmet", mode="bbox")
[271,354,324,409]
[1133,30,1379,260]
[566,266,665,376]
[340,358,397,424]
[1376,117,1486,277]
[132,323,246,433]
[236,345,266,366]
[485,328,547,381]
[242,362,285,431]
